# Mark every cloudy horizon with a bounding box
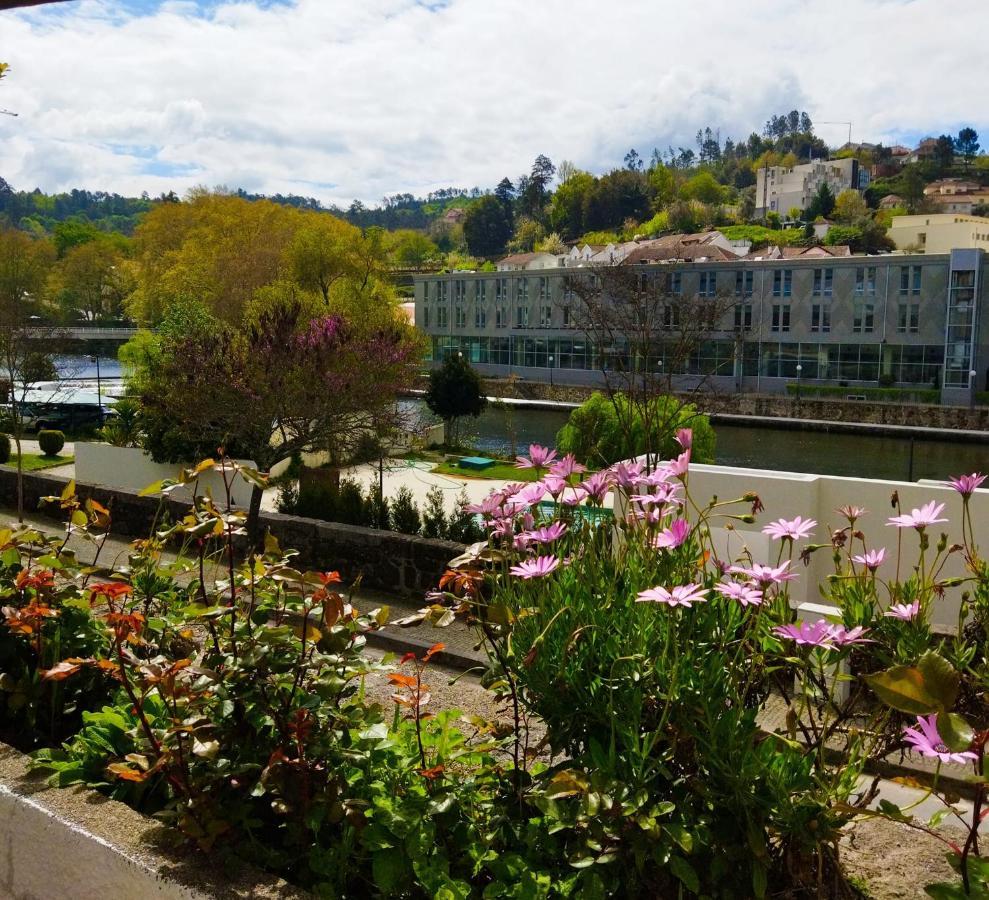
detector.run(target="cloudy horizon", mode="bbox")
[2,0,988,207]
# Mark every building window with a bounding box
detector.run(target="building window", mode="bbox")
[454,279,467,302]
[515,305,529,328]
[853,301,875,333]
[423,306,430,328]
[476,281,485,302]
[540,305,552,327]
[771,303,790,332]
[455,304,466,328]
[734,302,752,331]
[495,305,507,328]
[437,281,448,302]
[671,272,682,295]
[562,305,572,328]
[897,302,920,333]
[475,304,486,328]
[539,276,550,301]
[811,304,831,333]
[899,265,922,295]
[698,271,716,297]
[495,278,507,302]
[813,268,833,297]
[517,278,529,302]
[735,270,753,297]
[436,306,448,328]
[772,269,792,298]
[662,303,680,330]
[855,266,877,296]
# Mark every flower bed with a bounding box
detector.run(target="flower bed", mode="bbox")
[3,452,989,897]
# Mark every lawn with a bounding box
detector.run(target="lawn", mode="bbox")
[2,454,74,472]
[432,459,540,482]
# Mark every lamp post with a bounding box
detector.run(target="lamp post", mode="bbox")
[548,354,554,387]
[89,355,103,426]
[795,363,803,405]
[970,368,978,409]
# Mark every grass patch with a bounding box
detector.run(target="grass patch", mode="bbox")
[432,460,538,482]
[2,454,74,472]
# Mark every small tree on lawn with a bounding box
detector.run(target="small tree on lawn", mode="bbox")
[424,353,487,448]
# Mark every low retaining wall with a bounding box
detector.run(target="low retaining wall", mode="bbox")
[0,744,304,900]
[0,468,461,598]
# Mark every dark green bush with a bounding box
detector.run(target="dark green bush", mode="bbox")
[37,430,65,457]
[390,486,422,535]
[421,485,447,538]
[0,434,10,465]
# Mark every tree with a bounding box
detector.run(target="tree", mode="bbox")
[680,172,723,205]
[507,217,545,254]
[462,195,512,258]
[53,239,132,322]
[582,170,651,233]
[934,135,955,173]
[555,160,578,184]
[832,189,868,224]
[623,148,643,171]
[494,177,515,216]
[424,352,487,447]
[388,229,438,270]
[0,228,57,519]
[518,154,555,220]
[806,182,836,219]
[647,164,677,209]
[556,392,715,469]
[956,127,980,167]
[128,295,421,539]
[548,170,594,239]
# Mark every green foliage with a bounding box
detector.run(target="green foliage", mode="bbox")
[421,485,447,539]
[720,224,803,248]
[390,486,422,535]
[444,488,483,544]
[99,397,141,447]
[425,354,487,447]
[680,171,724,204]
[556,392,715,468]
[37,430,65,457]
[0,433,10,464]
[785,383,940,404]
[462,195,512,257]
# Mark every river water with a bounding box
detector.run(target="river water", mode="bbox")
[410,401,987,483]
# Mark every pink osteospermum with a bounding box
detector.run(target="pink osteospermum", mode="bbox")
[830,624,871,646]
[608,460,645,490]
[523,522,568,544]
[578,471,612,505]
[509,555,560,579]
[714,581,763,607]
[774,620,836,648]
[947,472,987,499]
[762,516,817,542]
[516,444,558,470]
[541,473,569,498]
[887,501,948,530]
[636,583,707,608]
[549,453,586,479]
[664,449,691,480]
[852,547,886,571]
[903,714,977,764]
[885,601,920,621]
[515,482,548,506]
[837,505,867,523]
[730,560,797,587]
[653,518,690,550]
[675,428,692,450]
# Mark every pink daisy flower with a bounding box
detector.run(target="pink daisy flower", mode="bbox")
[903,714,977,764]
[523,522,568,544]
[884,601,920,621]
[887,501,948,530]
[549,454,586,479]
[675,428,692,450]
[652,518,690,550]
[540,473,569,498]
[664,449,691,480]
[636,583,707,608]
[509,555,560,579]
[852,547,886,571]
[730,561,797,587]
[577,471,611,506]
[947,472,987,499]
[608,460,645,490]
[516,444,558,470]
[714,581,763,607]
[762,516,817,541]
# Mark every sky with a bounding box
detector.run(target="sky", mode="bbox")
[2,0,989,207]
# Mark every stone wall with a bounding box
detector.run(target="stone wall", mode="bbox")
[0,468,461,597]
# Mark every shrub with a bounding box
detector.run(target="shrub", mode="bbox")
[37,430,65,457]
[390,486,422,535]
[445,488,483,543]
[0,434,10,465]
[421,485,447,538]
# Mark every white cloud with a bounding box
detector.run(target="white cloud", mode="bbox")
[1,0,987,205]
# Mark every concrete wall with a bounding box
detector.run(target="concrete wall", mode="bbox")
[75,443,257,508]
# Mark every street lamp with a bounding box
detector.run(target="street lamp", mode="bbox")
[970,368,978,409]
[548,354,554,387]
[795,364,803,404]
[89,355,103,426]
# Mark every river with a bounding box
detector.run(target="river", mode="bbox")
[407,401,987,483]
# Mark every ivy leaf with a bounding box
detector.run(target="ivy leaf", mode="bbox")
[939,712,974,753]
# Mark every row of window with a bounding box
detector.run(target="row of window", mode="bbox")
[425,264,930,303]
[430,336,945,385]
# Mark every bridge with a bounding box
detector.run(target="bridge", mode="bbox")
[25,326,139,341]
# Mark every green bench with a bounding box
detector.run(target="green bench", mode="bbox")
[458,456,496,471]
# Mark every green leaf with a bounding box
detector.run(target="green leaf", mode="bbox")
[917,652,960,712]
[668,855,699,894]
[939,712,974,753]
[865,666,941,715]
